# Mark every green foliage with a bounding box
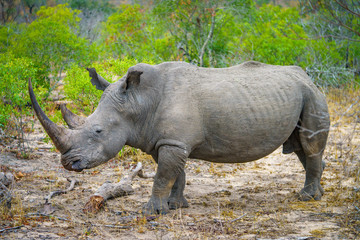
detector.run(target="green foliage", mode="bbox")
[0,53,40,128]
[63,58,155,114]
[0,23,15,53]
[59,0,115,14]
[303,39,352,87]
[11,4,95,90]
[101,4,153,60]
[151,0,255,66]
[238,4,308,66]
[63,63,102,114]
[36,3,81,27]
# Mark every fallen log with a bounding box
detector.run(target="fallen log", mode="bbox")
[83,162,154,214]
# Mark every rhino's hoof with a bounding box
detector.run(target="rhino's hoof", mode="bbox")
[142,197,169,215]
[168,196,189,210]
[299,185,323,201]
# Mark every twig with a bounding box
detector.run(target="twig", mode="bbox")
[91,223,132,229]
[45,179,56,183]
[229,213,247,223]
[214,213,248,224]
[332,98,360,127]
[334,0,360,18]
[45,178,79,203]
[125,161,144,182]
[199,10,216,67]
[354,205,360,213]
[0,181,9,192]
[0,225,23,233]
[26,212,68,221]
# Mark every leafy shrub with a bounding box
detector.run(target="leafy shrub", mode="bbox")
[101,4,153,60]
[0,53,47,155]
[63,57,154,114]
[0,53,41,128]
[151,0,255,67]
[238,4,308,67]
[11,4,95,92]
[304,39,355,87]
[0,23,19,53]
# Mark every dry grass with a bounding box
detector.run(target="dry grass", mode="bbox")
[0,87,359,239]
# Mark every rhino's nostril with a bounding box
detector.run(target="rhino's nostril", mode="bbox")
[72,160,82,170]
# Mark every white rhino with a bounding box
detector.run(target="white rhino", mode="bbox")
[29,61,330,214]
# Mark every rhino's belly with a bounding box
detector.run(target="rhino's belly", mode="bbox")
[189,135,288,163]
[189,123,295,163]
[188,78,303,163]
[189,102,301,163]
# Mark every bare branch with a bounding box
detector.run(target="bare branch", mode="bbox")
[83,162,155,214]
[199,10,215,67]
[334,0,360,18]
[0,225,23,233]
[327,2,360,37]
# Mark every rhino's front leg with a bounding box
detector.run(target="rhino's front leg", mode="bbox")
[168,169,189,209]
[143,145,187,215]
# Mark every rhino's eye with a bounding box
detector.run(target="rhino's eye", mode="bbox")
[93,126,103,134]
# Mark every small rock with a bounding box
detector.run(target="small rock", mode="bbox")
[0,172,14,187]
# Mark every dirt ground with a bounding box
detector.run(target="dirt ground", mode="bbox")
[0,93,359,239]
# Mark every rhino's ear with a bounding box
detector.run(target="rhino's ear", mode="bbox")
[86,67,110,91]
[122,70,143,91]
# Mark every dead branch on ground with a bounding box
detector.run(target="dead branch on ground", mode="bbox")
[0,225,24,233]
[83,162,155,214]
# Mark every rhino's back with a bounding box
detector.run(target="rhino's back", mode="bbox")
[155,62,317,163]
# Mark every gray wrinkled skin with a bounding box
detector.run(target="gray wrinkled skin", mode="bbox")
[30,61,330,215]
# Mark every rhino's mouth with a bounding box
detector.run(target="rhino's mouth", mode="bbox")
[61,149,84,172]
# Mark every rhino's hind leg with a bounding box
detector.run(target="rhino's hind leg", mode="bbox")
[298,152,325,200]
[296,99,330,201]
[168,169,189,210]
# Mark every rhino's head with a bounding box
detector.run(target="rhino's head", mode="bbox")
[28,67,144,172]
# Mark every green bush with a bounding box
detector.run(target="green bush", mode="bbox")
[238,4,308,67]
[101,4,154,60]
[63,57,155,114]
[0,52,47,156]
[11,4,95,92]
[0,53,41,128]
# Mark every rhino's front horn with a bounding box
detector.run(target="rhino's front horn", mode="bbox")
[28,79,71,154]
[60,104,86,129]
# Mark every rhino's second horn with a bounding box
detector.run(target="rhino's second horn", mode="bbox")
[60,104,86,129]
